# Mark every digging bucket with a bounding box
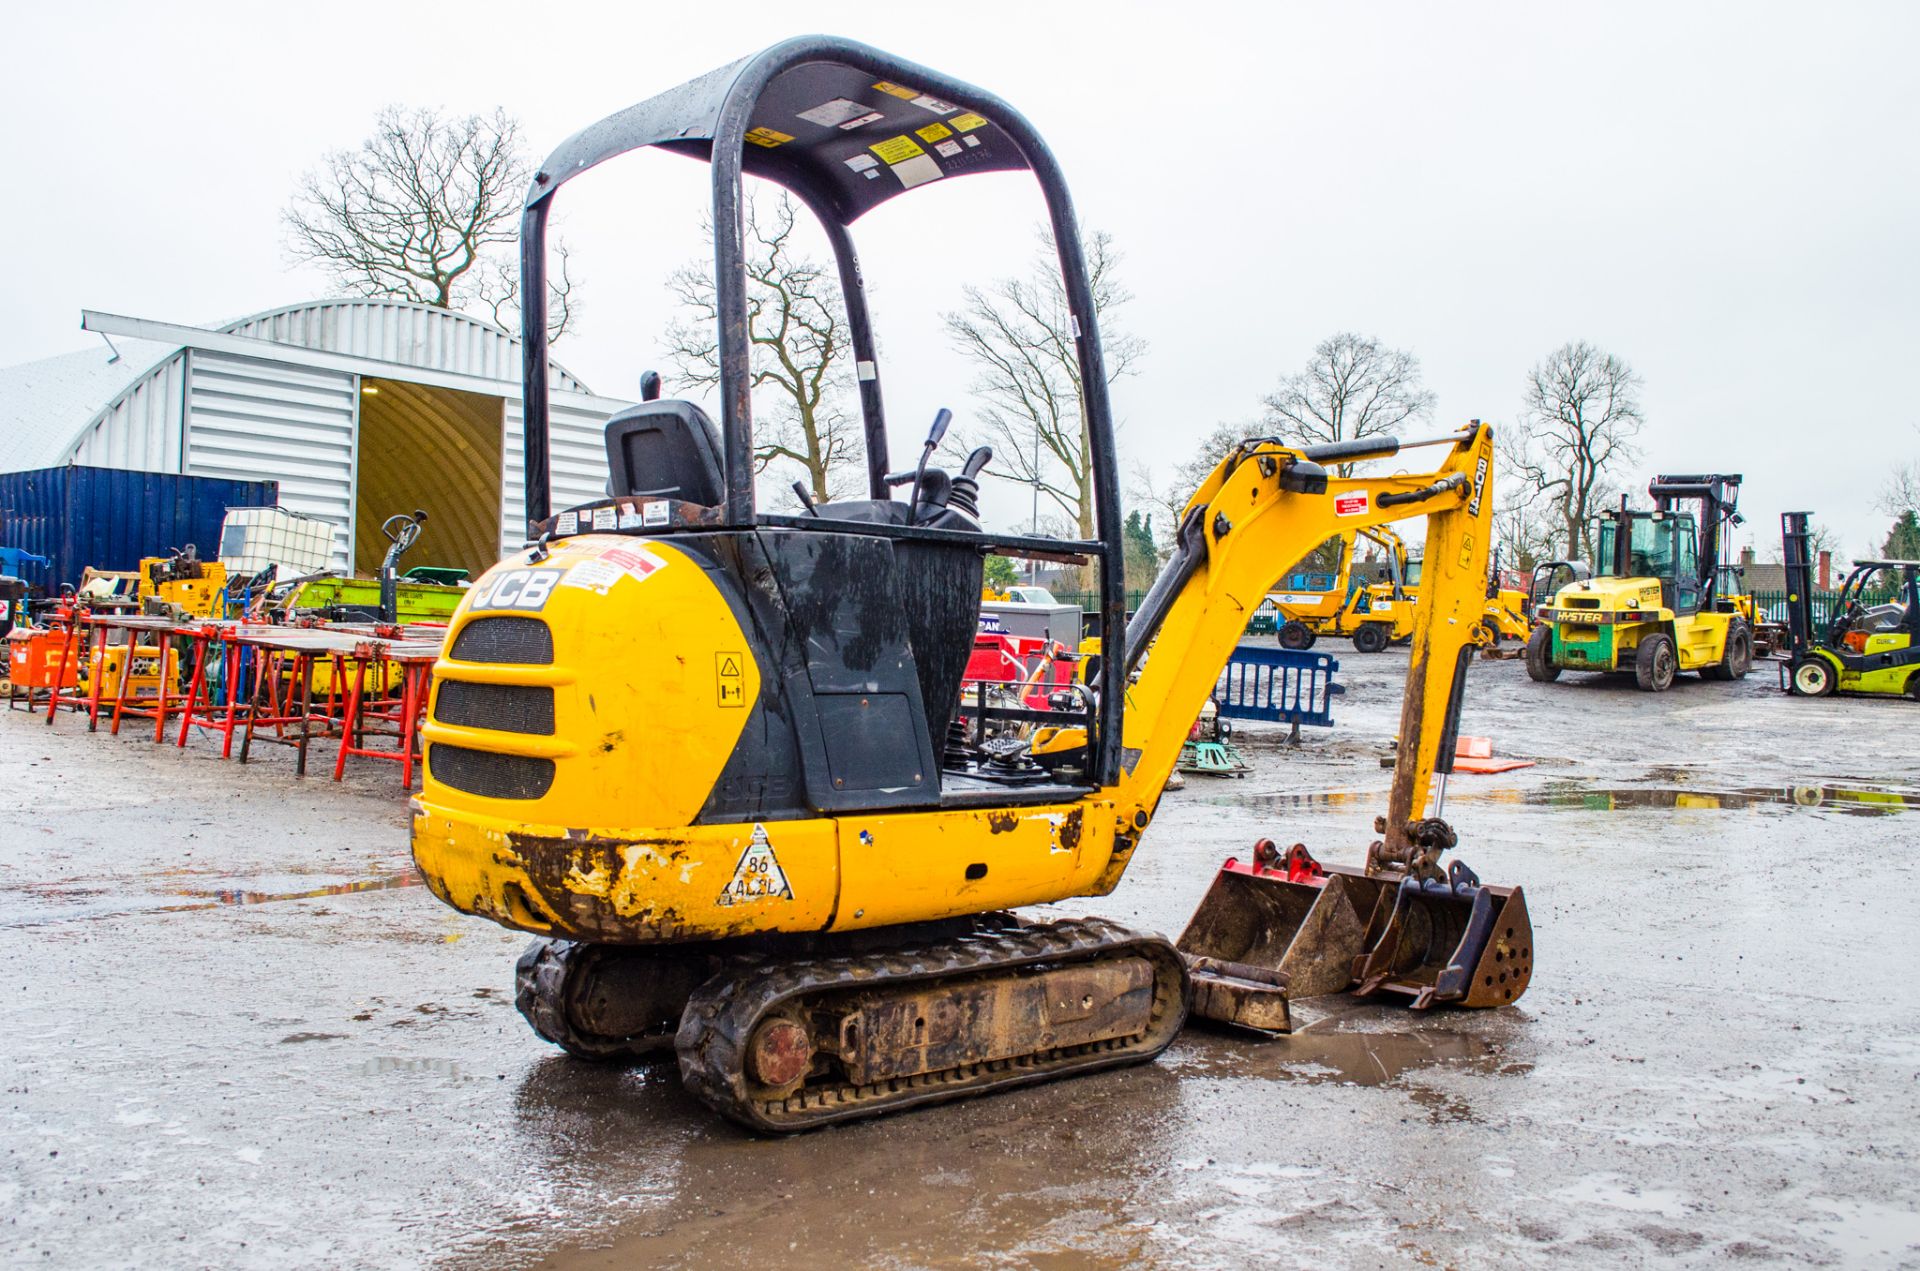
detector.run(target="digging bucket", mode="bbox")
[1175,840,1391,1034]
[1349,860,1533,1009]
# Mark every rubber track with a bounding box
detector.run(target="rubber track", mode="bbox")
[675,917,1190,1133]
[515,938,677,1062]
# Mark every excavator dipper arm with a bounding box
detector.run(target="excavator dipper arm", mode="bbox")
[1114,422,1528,1030]
[1108,423,1494,861]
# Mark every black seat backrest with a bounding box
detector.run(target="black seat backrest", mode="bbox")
[604,401,724,505]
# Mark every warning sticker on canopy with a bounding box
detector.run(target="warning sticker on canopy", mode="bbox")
[869,134,925,165]
[797,98,873,128]
[873,80,919,100]
[915,122,952,143]
[716,824,793,906]
[890,154,944,189]
[950,112,989,133]
[1334,492,1370,517]
[745,126,794,148]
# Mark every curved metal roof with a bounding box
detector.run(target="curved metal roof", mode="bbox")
[0,298,591,473]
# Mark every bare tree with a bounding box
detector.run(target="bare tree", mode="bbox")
[1260,333,1436,474]
[943,230,1146,540]
[472,242,580,344]
[1492,488,1562,573]
[285,105,578,341]
[665,192,858,506]
[1876,436,1920,520]
[1501,341,1645,563]
[1131,420,1243,542]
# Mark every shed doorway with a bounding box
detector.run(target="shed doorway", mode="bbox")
[353,378,503,581]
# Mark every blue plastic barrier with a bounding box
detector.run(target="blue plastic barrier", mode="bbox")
[1216,646,1343,729]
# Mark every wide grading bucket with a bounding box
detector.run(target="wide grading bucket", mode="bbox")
[1175,841,1532,1032]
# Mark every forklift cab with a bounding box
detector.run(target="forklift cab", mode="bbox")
[508,37,1130,814]
[1596,509,1701,615]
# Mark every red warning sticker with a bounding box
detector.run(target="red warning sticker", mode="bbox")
[1334,492,1369,517]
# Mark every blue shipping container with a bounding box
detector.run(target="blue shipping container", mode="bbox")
[0,465,279,594]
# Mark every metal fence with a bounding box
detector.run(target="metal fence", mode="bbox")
[1749,588,1894,626]
[1215,646,1344,731]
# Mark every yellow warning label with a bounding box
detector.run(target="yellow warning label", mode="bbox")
[716,652,746,707]
[950,112,988,133]
[915,122,953,143]
[869,134,926,165]
[745,126,794,148]
[873,80,919,100]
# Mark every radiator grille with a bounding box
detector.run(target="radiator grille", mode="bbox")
[434,681,555,735]
[427,744,555,800]
[450,617,553,664]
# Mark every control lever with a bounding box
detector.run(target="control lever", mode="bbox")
[947,446,993,520]
[908,408,953,519]
[792,482,818,515]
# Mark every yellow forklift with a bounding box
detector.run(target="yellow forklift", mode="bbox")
[1527,473,1755,691]
[411,37,1531,1131]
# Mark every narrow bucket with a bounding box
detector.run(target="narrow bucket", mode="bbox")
[1349,861,1533,1009]
[1175,841,1388,1034]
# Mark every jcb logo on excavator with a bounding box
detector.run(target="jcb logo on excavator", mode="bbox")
[469,568,564,612]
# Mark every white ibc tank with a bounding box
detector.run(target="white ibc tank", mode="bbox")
[218,507,336,579]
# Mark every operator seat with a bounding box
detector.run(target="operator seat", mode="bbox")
[604,400,724,506]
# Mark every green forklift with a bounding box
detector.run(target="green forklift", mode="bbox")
[1780,511,1920,699]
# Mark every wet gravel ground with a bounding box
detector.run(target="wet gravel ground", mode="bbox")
[3,647,1918,1268]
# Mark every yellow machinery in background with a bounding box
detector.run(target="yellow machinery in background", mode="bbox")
[410,38,1531,1131]
[1271,524,1418,653]
[1528,474,1755,691]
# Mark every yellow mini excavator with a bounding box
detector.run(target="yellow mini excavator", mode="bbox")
[410,38,1531,1131]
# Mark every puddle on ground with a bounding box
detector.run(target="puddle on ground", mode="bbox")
[0,871,424,928]
[1453,782,1919,816]
[1182,1027,1519,1086]
[1222,781,1917,817]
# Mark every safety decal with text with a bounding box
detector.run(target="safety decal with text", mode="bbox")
[869,134,925,164]
[716,824,792,906]
[1334,492,1369,517]
[716,652,746,707]
[469,568,564,611]
[560,542,668,595]
[745,126,794,148]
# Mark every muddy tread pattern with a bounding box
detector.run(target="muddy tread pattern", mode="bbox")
[515,938,677,1062]
[675,918,1190,1133]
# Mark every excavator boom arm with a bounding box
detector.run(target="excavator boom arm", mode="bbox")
[1109,425,1494,874]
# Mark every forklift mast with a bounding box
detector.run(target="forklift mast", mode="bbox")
[1781,510,1815,656]
[1649,473,1744,608]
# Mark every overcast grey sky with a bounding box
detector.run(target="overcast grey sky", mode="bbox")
[4,2,1916,559]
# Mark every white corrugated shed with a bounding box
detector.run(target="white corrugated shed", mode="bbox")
[0,298,627,572]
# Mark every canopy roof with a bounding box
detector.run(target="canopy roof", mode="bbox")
[530,37,1031,224]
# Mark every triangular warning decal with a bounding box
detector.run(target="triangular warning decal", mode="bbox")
[716,824,793,906]
[719,656,740,676]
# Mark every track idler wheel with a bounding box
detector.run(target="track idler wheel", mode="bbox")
[515,938,717,1063]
